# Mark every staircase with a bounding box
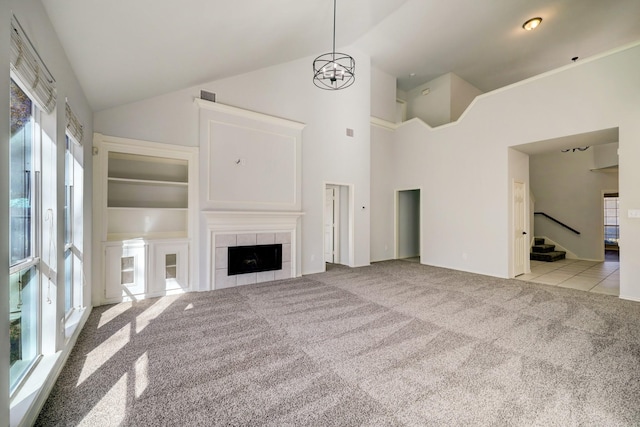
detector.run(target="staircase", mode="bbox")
[530,237,566,262]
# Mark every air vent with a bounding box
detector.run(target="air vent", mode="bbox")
[200,90,216,103]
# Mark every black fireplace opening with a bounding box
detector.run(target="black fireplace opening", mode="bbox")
[228,244,282,276]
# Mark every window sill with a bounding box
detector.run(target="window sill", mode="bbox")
[10,307,90,427]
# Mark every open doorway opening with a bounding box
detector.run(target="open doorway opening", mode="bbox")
[396,189,420,261]
[511,128,620,295]
[324,184,351,267]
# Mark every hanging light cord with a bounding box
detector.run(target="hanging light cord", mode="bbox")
[332,0,336,60]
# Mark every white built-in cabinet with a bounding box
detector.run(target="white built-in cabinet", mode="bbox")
[93,133,198,304]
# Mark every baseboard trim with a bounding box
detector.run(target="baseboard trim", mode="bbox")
[619,294,640,303]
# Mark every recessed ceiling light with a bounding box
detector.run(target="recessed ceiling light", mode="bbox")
[410,73,416,77]
[522,17,542,31]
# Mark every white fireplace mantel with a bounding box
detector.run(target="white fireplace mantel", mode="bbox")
[204,211,304,231]
[203,211,304,290]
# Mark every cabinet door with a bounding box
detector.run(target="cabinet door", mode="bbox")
[105,244,147,299]
[152,242,189,293]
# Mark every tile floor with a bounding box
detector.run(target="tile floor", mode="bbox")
[401,256,620,296]
[516,258,620,296]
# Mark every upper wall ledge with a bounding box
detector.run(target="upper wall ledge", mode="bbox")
[195,98,306,130]
[372,39,640,132]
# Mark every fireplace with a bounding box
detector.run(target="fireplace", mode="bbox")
[228,244,282,275]
[204,210,304,290]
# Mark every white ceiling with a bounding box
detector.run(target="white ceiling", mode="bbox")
[40,0,640,112]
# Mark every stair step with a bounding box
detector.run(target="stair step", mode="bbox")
[530,251,566,262]
[532,244,556,253]
[534,237,545,245]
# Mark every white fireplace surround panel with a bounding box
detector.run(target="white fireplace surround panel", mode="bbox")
[197,99,305,212]
[204,211,303,290]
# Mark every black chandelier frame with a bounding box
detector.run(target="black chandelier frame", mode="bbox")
[313,0,355,90]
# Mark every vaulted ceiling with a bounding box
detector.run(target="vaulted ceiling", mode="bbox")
[41,0,640,111]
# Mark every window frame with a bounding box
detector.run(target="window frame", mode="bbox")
[9,75,43,395]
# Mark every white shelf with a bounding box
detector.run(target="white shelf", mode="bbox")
[108,152,188,183]
[108,177,188,187]
[106,232,188,242]
[107,179,188,209]
[108,207,188,211]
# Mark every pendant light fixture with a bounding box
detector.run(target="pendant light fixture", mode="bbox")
[313,0,355,90]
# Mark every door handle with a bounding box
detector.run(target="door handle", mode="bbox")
[522,231,527,235]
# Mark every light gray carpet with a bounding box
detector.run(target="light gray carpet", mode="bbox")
[37,260,640,426]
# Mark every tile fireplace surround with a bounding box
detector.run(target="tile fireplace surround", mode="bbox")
[204,211,303,290]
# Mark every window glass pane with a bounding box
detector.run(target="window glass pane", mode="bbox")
[604,196,620,245]
[65,136,72,245]
[121,256,135,284]
[65,250,72,312]
[10,79,33,265]
[10,265,39,390]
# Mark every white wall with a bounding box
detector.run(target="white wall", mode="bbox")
[370,43,640,302]
[370,125,395,262]
[405,73,451,127]
[593,142,619,169]
[2,1,93,425]
[370,67,397,122]
[530,147,618,260]
[619,118,640,301]
[95,49,372,276]
[403,73,482,127]
[450,73,483,122]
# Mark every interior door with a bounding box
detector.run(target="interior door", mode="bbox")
[324,187,335,263]
[513,181,526,276]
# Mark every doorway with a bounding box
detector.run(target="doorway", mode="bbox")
[396,189,420,260]
[324,184,351,266]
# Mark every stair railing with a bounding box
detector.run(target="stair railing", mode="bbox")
[534,212,580,235]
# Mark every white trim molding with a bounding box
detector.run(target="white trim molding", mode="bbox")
[195,98,306,130]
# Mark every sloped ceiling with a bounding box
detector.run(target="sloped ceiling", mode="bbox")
[40,0,640,111]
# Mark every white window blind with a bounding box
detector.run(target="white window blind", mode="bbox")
[65,102,84,144]
[10,16,56,114]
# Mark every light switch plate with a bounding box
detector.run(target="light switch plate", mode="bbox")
[628,209,640,218]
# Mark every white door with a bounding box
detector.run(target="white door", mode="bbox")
[513,181,526,276]
[324,187,335,262]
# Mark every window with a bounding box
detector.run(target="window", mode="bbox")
[64,136,73,313]
[9,78,40,391]
[604,193,619,248]
[64,134,84,316]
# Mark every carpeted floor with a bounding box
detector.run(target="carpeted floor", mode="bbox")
[37,260,640,426]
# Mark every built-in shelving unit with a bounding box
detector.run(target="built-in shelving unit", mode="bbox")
[93,133,198,304]
[105,151,189,238]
